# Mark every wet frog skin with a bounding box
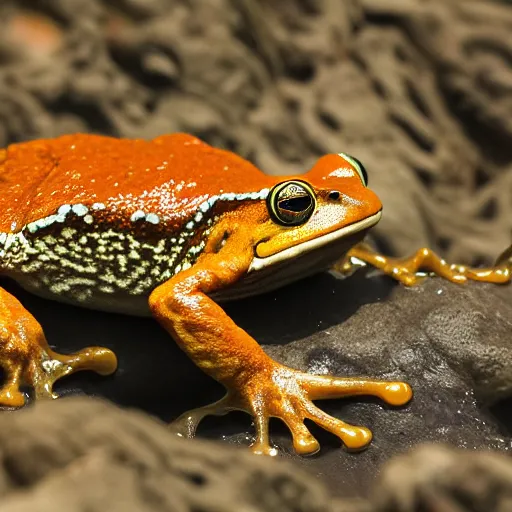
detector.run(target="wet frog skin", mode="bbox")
[0,133,509,456]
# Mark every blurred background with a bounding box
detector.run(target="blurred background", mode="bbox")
[0,0,511,266]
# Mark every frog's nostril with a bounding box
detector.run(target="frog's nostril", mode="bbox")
[328,191,340,201]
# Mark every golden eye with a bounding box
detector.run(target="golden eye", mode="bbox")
[268,180,316,226]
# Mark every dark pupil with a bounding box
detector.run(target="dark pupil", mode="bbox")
[279,196,311,212]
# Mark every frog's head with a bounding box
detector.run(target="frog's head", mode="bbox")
[217,152,383,299]
[251,152,381,266]
[206,150,382,298]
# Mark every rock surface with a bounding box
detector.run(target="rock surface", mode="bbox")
[3,268,511,501]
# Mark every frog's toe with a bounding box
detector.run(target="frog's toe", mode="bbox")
[48,346,118,377]
[302,373,413,407]
[0,387,25,407]
[281,414,321,455]
[250,403,319,456]
[24,345,117,401]
[0,368,25,407]
[302,401,372,451]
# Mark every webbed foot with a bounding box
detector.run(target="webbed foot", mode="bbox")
[0,288,117,406]
[27,345,117,401]
[170,364,412,456]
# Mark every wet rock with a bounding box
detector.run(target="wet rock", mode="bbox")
[4,268,511,499]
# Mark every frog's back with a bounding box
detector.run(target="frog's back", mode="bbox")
[0,133,269,234]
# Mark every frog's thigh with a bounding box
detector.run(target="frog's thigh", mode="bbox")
[149,258,413,456]
[341,243,511,286]
[0,287,117,406]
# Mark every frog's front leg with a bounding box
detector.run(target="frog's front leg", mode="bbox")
[0,287,117,406]
[149,244,412,456]
[336,242,511,286]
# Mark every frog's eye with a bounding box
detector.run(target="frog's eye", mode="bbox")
[268,180,316,226]
[338,152,368,186]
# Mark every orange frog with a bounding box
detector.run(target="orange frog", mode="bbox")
[0,133,509,456]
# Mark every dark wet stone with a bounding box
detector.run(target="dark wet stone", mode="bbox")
[3,268,511,499]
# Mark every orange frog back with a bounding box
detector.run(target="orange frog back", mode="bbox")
[0,133,275,233]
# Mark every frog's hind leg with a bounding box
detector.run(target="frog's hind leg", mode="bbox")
[0,287,117,406]
[336,242,512,286]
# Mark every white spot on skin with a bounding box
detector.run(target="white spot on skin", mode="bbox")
[84,215,94,224]
[200,201,211,213]
[58,204,72,215]
[130,210,145,222]
[145,213,160,224]
[92,203,106,210]
[327,167,354,178]
[72,204,88,217]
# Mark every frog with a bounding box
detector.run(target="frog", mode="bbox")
[0,132,509,456]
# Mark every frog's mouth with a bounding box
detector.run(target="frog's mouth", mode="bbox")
[250,211,381,273]
[212,210,381,302]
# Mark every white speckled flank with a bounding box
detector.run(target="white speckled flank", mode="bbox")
[0,188,270,311]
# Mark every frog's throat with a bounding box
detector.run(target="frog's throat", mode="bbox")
[248,210,382,273]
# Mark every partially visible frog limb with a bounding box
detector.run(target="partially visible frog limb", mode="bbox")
[335,242,512,286]
[0,287,117,406]
[150,232,412,456]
